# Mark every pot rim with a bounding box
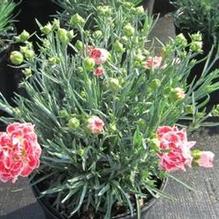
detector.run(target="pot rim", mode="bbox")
[112,177,168,219]
[31,177,168,219]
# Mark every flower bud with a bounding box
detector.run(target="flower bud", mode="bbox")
[75,40,83,51]
[97,5,112,17]
[17,30,30,42]
[123,23,135,37]
[109,123,117,132]
[52,19,60,29]
[42,39,50,48]
[41,22,52,35]
[58,109,69,118]
[57,28,69,44]
[184,105,194,114]
[93,66,105,77]
[175,33,187,47]
[78,148,85,157]
[68,117,80,129]
[67,30,74,41]
[191,32,202,42]
[10,51,24,65]
[150,79,161,90]
[121,1,134,8]
[24,49,35,60]
[121,36,129,44]
[83,57,95,71]
[92,30,103,39]
[192,150,214,168]
[171,87,186,100]
[22,68,32,77]
[134,6,144,15]
[48,56,60,65]
[190,41,203,53]
[113,40,125,53]
[134,53,145,66]
[107,78,121,91]
[70,14,85,27]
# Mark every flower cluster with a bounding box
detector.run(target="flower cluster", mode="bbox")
[0,123,41,183]
[87,47,109,77]
[157,126,214,172]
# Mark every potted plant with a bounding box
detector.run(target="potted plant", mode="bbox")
[0,1,218,218]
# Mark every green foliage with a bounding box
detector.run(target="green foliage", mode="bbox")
[0,0,16,50]
[53,0,144,27]
[172,0,219,42]
[1,1,219,218]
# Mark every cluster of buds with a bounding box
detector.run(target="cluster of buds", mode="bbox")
[83,47,109,78]
[10,33,35,77]
[58,109,105,135]
[190,32,203,53]
[40,19,60,34]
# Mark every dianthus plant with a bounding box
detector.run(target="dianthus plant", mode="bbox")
[0,0,219,218]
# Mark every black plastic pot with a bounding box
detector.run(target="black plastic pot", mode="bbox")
[14,0,61,34]
[31,178,167,219]
[153,0,176,16]
[141,0,155,14]
[0,45,23,131]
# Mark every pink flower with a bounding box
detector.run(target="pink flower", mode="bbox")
[197,151,214,168]
[156,126,196,172]
[88,47,109,65]
[0,123,41,183]
[94,66,105,77]
[87,116,105,134]
[144,56,162,69]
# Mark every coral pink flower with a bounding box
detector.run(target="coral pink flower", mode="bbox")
[87,116,105,134]
[88,47,109,65]
[197,151,214,168]
[94,66,105,77]
[156,126,196,172]
[144,56,162,69]
[0,123,41,183]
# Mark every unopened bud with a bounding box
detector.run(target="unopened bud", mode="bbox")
[22,68,32,77]
[10,51,24,65]
[41,22,52,35]
[83,57,95,71]
[123,23,135,37]
[57,28,69,44]
[68,117,80,129]
[113,40,125,53]
[17,30,30,42]
[70,14,85,27]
